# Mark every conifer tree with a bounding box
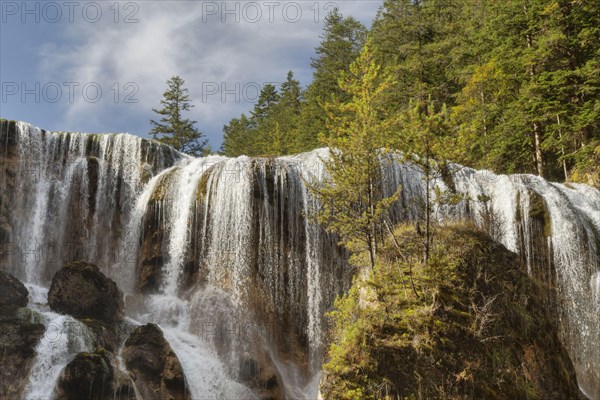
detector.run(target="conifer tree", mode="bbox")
[310,42,399,271]
[261,72,302,155]
[251,83,279,124]
[222,114,252,157]
[296,9,367,152]
[394,99,456,266]
[222,73,303,157]
[150,76,208,156]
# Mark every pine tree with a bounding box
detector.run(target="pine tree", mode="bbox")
[222,114,252,157]
[394,99,456,266]
[222,73,304,157]
[296,9,367,152]
[150,76,208,156]
[251,83,280,124]
[261,71,303,156]
[310,42,399,271]
[370,0,466,109]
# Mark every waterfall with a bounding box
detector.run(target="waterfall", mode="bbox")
[1,121,181,286]
[162,328,257,399]
[2,121,599,399]
[23,314,94,400]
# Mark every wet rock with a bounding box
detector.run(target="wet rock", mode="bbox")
[138,257,163,293]
[239,356,284,400]
[0,120,21,272]
[122,323,190,400]
[48,261,124,323]
[0,306,45,399]
[0,270,28,307]
[80,318,131,354]
[55,348,136,400]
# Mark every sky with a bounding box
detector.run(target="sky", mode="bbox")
[0,0,382,149]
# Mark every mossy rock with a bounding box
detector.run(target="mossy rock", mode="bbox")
[149,168,179,202]
[529,191,552,237]
[0,270,29,307]
[54,348,135,400]
[196,164,218,202]
[0,304,46,398]
[122,324,191,400]
[321,222,580,400]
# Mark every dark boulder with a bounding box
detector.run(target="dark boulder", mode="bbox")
[48,261,124,323]
[0,270,29,307]
[122,324,190,400]
[55,348,136,400]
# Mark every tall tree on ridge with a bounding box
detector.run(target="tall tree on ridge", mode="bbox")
[310,42,399,271]
[150,76,208,156]
[296,8,367,152]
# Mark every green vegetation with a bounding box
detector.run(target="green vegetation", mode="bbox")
[222,73,303,157]
[295,9,367,153]
[150,75,208,156]
[321,222,580,400]
[221,9,367,157]
[308,42,399,271]
[393,99,462,266]
[220,3,599,185]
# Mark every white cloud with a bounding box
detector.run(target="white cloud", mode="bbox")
[33,0,381,145]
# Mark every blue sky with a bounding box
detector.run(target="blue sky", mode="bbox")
[1,0,381,149]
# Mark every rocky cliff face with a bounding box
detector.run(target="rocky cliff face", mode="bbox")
[0,119,181,285]
[122,324,191,400]
[0,271,45,399]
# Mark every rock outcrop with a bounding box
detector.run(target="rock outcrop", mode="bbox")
[0,270,28,307]
[122,324,190,400]
[0,272,45,399]
[239,354,284,400]
[0,120,20,272]
[46,264,139,400]
[55,349,136,400]
[321,223,583,400]
[48,261,124,323]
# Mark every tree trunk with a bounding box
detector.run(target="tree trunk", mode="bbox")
[368,176,377,271]
[557,114,568,181]
[525,29,545,178]
[533,122,544,177]
[424,155,431,267]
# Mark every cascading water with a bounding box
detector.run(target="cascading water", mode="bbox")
[450,171,599,398]
[126,151,348,398]
[21,286,95,400]
[2,121,599,399]
[1,121,181,285]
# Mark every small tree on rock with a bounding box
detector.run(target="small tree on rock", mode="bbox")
[310,42,399,271]
[150,76,208,156]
